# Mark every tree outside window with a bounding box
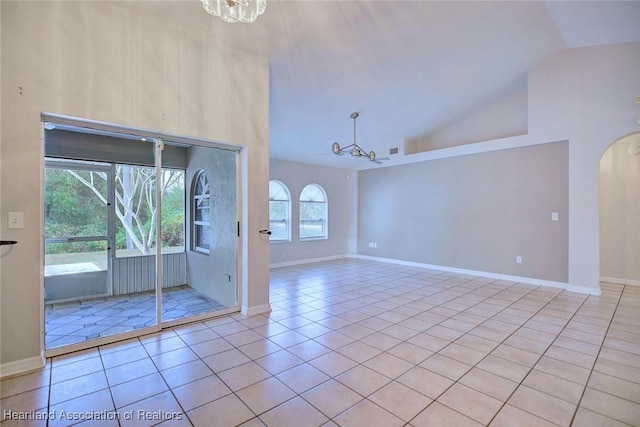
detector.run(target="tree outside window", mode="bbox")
[269,180,291,241]
[299,184,327,239]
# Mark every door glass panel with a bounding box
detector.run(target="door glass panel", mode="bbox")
[161,143,237,323]
[44,161,116,350]
[45,165,109,302]
[114,165,185,258]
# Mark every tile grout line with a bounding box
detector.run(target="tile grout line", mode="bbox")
[405,282,580,426]
[287,274,555,424]
[482,287,601,426]
[97,344,124,427]
[302,270,590,424]
[10,260,636,427]
[216,271,512,423]
[567,285,625,426]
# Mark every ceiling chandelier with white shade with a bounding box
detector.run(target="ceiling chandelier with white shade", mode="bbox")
[332,112,388,164]
[201,0,266,24]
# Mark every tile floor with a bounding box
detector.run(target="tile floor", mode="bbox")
[3,258,640,426]
[45,286,227,349]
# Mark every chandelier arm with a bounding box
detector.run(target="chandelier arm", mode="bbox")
[330,112,385,163]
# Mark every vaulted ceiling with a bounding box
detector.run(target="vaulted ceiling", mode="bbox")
[136,1,640,168]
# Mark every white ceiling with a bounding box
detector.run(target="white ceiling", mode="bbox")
[135,0,640,169]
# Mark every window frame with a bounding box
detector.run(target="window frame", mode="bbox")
[268,180,291,242]
[192,170,211,254]
[299,183,328,240]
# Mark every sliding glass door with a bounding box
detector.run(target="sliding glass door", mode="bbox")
[43,120,239,353]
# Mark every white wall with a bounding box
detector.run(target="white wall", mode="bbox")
[407,80,528,153]
[356,41,640,295]
[269,159,353,266]
[528,42,640,293]
[599,133,640,284]
[0,1,270,371]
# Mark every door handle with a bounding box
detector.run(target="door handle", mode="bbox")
[259,229,272,235]
[0,240,18,246]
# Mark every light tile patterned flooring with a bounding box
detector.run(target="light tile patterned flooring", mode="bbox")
[45,286,227,349]
[2,258,640,426]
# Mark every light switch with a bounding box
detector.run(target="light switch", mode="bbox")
[8,212,24,229]
[551,212,559,221]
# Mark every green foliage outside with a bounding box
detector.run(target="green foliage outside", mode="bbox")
[45,166,185,256]
[299,201,325,238]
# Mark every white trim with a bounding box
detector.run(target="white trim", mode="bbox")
[355,255,601,296]
[356,134,567,171]
[45,326,159,358]
[39,114,247,359]
[270,254,349,269]
[41,112,242,153]
[601,276,640,287]
[241,303,272,317]
[0,354,46,379]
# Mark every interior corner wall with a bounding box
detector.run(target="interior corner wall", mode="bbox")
[186,146,238,308]
[413,82,529,153]
[359,42,640,293]
[599,135,640,284]
[269,159,353,265]
[527,42,640,291]
[358,141,569,282]
[0,1,270,369]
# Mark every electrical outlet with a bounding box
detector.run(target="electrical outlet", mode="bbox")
[516,256,522,264]
[551,212,559,221]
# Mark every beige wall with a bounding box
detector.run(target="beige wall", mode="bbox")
[528,43,640,291]
[269,159,353,266]
[0,1,270,369]
[368,42,640,294]
[599,134,640,284]
[359,141,568,282]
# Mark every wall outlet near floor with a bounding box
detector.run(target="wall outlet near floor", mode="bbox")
[551,212,559,221]
[516,255,522,264]
[369,242,377,248]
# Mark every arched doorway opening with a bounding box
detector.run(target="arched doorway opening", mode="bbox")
[598,132,640,287]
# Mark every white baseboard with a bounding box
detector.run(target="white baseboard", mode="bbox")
[0,353,46,379]
[355,255,601,296]
[241,303,272,317]
[270,254,350,269]
[600,276,640,287]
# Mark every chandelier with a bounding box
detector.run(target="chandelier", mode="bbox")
[201,0,266,24]
[331,112,388,164]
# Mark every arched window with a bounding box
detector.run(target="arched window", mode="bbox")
[299,184,327,240]
[192,171,210,253]
[269,180,291,241]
